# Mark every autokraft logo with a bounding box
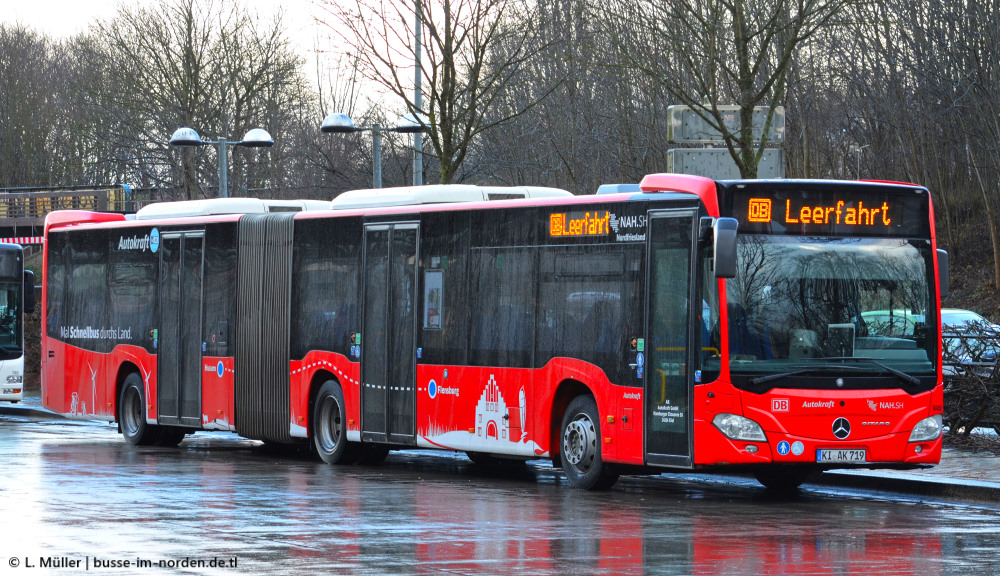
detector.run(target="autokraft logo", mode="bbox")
[832,417,851,440]
[802,400,835,409]
[117,227,159,253]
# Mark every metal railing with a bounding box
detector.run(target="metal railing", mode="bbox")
[0,187,145,222]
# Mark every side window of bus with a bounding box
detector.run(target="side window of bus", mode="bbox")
[46,235,67,338]
[67,232,109,350]
[290,220,362,360]
[109,261,155,351]
[536,247,642,384]
[469,249,534,367]
[419,214,469,366]
[203,224,237,357]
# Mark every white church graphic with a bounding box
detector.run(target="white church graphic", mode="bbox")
[421,373,541,456]
[475,375,527,443]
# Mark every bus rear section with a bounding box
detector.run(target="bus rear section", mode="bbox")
[0,243,33,403]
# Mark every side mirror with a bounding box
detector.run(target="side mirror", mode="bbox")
[23,270,35,315]
[713,217,739,278]
[937,249,948,300]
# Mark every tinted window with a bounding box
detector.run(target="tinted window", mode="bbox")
[469,248,534,367]
[64,230,110,352]
[418,213,470,365]
[471,207,534,247]
[290,218,362,359]
[535,246,644,385]
[203,223,237,357]
[109,259,156,352]
[46,232,68,339]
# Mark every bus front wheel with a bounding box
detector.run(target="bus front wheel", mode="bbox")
[118,373,159,446]
[560,395,619,490]
[754,467,817,491]
[313,380,359,465]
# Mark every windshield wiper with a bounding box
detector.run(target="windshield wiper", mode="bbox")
[822,356,922,385]
[749,364,869,385]
[750,369,815,385]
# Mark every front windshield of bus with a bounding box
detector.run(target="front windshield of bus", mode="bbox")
[725,235,936,391]
[0,280,22,359]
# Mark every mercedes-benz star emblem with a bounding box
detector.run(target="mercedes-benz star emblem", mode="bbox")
[832,417,851,440]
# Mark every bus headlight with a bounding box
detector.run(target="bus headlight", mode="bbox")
[909,414,942,443]
[713,413,767,442]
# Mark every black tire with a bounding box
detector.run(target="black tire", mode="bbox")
[754,467,817,491]
[467,451,528,469]
[559,395,619,490]
[313,380,359,465]
[118,373,160,446]
[155,427,188,447]
[467,451,500,466]
[357,444,390,465]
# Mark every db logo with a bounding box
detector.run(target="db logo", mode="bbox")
[772,398,790,412]
[748,198,773,222]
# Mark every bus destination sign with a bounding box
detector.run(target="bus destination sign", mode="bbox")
[748,198,893,227]
[727,184,930,237]
[549,211,611,237]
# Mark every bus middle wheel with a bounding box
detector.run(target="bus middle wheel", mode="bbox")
[313,380,359,465]
[118,372,160,446]
[559,395,619,490]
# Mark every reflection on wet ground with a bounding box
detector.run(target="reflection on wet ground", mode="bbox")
[1,417,997,575]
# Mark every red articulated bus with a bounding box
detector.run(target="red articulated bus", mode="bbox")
[41,176,947,490]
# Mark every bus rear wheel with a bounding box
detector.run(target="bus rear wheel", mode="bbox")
[155,427,187,447]
[357,444,390,465]
[560,395,619,490]
[313,380,359,465]
[119,373,159,446]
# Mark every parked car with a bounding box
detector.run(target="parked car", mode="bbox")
[860,309,924,337]
[941,309,999,371]
[942,308,997,331]
[940,309,1000,433]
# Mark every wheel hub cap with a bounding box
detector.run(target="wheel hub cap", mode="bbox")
[563,417,596,467]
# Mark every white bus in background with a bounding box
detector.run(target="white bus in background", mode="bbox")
[0,243,35,403]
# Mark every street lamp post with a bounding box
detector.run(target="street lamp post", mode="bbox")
[321,113,425,189]
[853,143,870,180]
[169,127,274,198]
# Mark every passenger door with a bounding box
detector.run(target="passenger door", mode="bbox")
[157,231,204,427]
[361,223,418,444]
[644,210,699,467]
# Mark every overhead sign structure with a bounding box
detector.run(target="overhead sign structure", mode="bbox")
[667,148,785,179]
[668,105,785,144]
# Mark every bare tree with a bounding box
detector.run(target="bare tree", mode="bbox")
[320,0,555,184]
[599,0,846,178]
[473,0,667,193]
[0,25,60,187]
[90,0,308,200]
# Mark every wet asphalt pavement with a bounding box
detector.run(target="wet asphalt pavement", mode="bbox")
[3,394,1000,575]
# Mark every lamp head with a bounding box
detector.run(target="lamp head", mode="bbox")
[321,113,362,133]
[392,112,426,134]
[169,127,203,147]
[239,128,274,148]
